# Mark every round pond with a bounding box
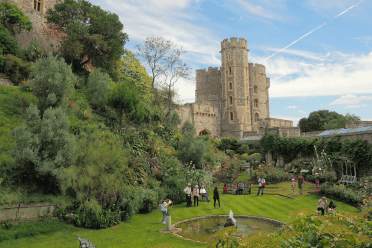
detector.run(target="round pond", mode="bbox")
[175,216,283,244]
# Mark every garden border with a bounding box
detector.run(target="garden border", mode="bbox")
[160,215,287,244]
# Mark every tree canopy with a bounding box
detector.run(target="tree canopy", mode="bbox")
[298,110,361,132]
[0,2,32,35]
[45,0,128,79]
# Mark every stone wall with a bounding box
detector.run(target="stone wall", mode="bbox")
[0,202,55,222]
[5,0,63,53]
[346,121,372,128]
[195,67,221,109]
[0,76,14,86]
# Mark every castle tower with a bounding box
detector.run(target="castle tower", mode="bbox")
[220,37,250,138]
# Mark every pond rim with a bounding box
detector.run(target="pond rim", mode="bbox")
[167,215,287,244]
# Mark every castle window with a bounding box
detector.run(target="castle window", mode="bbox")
[230,112,234,121]
[254,86,258,94]
[34,0,42,11]
[229,82,233,90]
[228,53,231,61]
[253,73,256,81]
[254,99,258,108]
[255,113,259,123]
[229,96,233,105]
[229,67,232,75]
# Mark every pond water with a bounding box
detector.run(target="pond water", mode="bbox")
[176,217,283,244]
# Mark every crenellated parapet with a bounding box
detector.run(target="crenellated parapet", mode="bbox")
[221,37,248,50]
[248,63,266,74]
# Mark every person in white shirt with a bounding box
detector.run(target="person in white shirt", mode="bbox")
[183,183,192,207]
[257,177,266,196]
[199,185,207,201]
[161,199,170,224]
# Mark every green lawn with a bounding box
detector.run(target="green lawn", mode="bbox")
[0,182,359,248]
[235,173,251,181]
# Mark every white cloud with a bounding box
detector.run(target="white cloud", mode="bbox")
[330,95,372,105]
[298,110,307,113]
[286,105,297,108]
[307,0,362,10]
[233,0,285,20]
[344,104,367,109]
[254,51,372,98]
[257,46,332,61]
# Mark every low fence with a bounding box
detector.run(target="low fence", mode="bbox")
[0,202,55,222]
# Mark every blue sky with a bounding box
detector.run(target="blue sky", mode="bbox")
[90,0,372,126]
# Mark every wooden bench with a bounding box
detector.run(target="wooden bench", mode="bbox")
[77,234,97,248]
[221,184,252,194]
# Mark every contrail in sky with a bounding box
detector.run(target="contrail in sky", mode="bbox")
[260,0,367,63]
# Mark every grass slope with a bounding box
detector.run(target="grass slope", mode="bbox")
[0,182,359,248]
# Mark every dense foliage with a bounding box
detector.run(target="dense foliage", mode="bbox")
[259,132,372,168]
[45,0,128,79]
[0,2,32,35]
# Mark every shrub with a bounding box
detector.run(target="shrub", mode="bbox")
[29,52,76,114]
[5,54,31,85]
[217,137,239,150]
[305,170,337,184]
[11,106,75,194]
[252,163,293,183]
[162,176,186,205]
[86,68,111,108]
[320,183,363,205]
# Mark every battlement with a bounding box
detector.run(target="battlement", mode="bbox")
[221,37,248,50]
[196,67,221,79]
[248,63,266,74]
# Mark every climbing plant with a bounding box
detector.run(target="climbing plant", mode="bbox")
[259,132,372,168]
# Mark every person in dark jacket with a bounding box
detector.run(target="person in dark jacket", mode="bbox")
[213,187,221,209]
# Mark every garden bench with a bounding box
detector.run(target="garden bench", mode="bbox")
[77,234,97,248]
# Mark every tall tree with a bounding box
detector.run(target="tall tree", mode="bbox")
[45,0,128,79]
[120,50,152,99]
[135,36,192,113]
[324,112,361,129]
[298,110,345,132]
[0,2,32,35]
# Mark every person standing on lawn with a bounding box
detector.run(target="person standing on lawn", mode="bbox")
[237,182,244,195]
[291,179,297,194]
[161,199,170,224]
[183,183,192,208]
[192,185,200,207]
[317,196,328,216]
[213,187,221,209]
[315,178,320,189]
[257,177,265,196]
[298,174,304,195]
[200,185,207,202]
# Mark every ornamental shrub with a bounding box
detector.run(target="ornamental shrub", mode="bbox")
[86,68,111,108]
[163,176,186,205]
[252,164,293,183]
[5,54,31,85]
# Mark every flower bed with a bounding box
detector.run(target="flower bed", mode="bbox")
[252,163,294,183]
[319,183,364,206]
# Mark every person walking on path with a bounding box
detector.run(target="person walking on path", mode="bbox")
[161,199,170,224]
[223,184,228,195]
[317,196,328,216]
[213,187,221,209]
[298,175,304,195]
[257,177,265,196]
[192,185,200,207]
[315,179,320,190]
[291,179,297,194]
[183,183,192,208]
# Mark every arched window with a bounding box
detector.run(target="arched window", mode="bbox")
[230,112,234,121]
[229,96,233,105]
[254,99,258,108]
[229,82,233,90]
[254,86,258,94]
[254,113,259,123]
[34,0,42,11]
[229,67,232,75]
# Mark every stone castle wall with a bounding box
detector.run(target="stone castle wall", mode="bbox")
[180,37,293,139]
[177,101,220,138]
[4,0,63,53]
[195,67,221,109]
